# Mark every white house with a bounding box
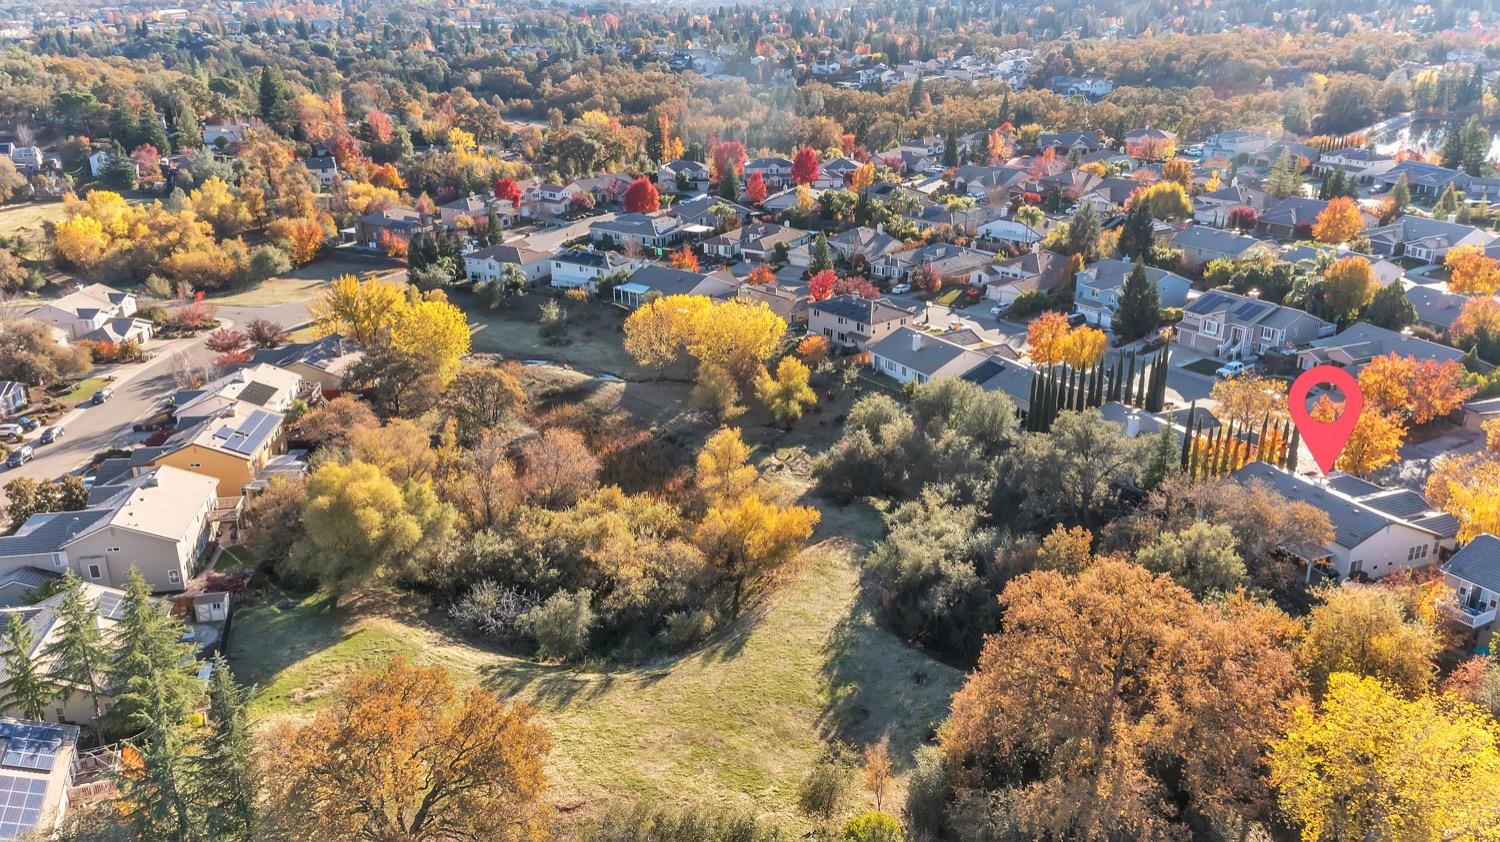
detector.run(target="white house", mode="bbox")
[868,328,990,386]
[0,382,26,415]
[464,242,551,284]
[28,284,148,344]
[549,248,646,292]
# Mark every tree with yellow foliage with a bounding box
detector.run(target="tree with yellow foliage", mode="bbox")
[1061,325,1107,368]
[259,658,552,842]
[1311,196,1364,244]
[1210,373,1290,426]
[683,299,787,383]
[1485,417,1500,452]
[1136,180,1193,220]
[390,291,472,388]
[1310,395,1405,476]
[1447,245,1500,295]
[184,177,252,237]
[1451,295,1500,341]
[1357,353,1474,425]
[1025,311,1071,364]
[758,356,817,427]
[1298,585,1439,698]
[1320,256,1377,323]
[696,427,758,507]
[1269,673,1500,842]
[309,274,408,346]
[1161,158,1193,186]
[621,294,712,373]
[850,162,876,193]
[1426,453,1500,542]
[341,181,401,216]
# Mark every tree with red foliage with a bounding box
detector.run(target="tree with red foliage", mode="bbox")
[746,171,768,205]
[918,262,944,294]
[174,290,216,330]
[492,177,523,206]
[834,276,880,300]
[205,328,249,356]
[809,269,837,301]
[624,177,660,213]
[667,248,699,271]
[1226,205,1259,231]
[791,147,821,186]
[710,141,747,185]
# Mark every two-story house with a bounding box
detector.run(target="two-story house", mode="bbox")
[808,295,918,350]
[870,242,991,284]
[527,183,584,217]
[549,248,646,291]
[1174,289,1334,360]
[27,284,147,345]
[464,241,551,285]
[1073,259,1191,330]
[828,227,905,265]
[744,157,793,190]
[658,159,711,194]
[1441,534,1500,651]
[1364,215,1495,263]
[589,213,685,250]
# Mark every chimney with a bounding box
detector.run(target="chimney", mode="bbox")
[911,332,925,352]
[1125,412,1140,437]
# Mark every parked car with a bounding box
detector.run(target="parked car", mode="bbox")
[890,284,912,294]
[93,387,113,404]
[39,427,62,445]
[1066,313,1087,328]
[0,424,22,438]
[17,417,37,432]
[1215,360,1254,378]
[6,446,33,468]
[990,304,1007,315]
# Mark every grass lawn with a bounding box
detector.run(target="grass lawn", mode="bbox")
[59,378,109,403]
[211,253,403,307]
[458,290,660,381]
[0,202,67,244]
[1183,358,1223,377]
[214,545,255,573]
[228,500,961,831]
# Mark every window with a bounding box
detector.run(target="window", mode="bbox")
[51,554,64,568]
[87,564,102,580]
[106,546,120,553]
[1201,320,1220,337]
[189,463,201,468]
[1260,326,1275,340]
[168,570,181,584]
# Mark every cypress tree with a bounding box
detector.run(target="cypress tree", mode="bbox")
[1124,352,1138,406]
[1180,404,1197,470]
[1287,425,1301,472]
[1115,261,1161,341]
[1027,371,1041,431]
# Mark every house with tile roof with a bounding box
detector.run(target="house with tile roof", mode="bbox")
[1232,462,1451,582]
[1174,289,1333,360]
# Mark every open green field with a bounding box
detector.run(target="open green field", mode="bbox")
[228,498,960,831]
[458,290,660,380]
[210,252,403,307]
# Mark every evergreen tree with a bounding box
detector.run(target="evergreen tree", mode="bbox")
[1118,200,1154,259]
[481,207,505,247]
[1391,173,1411,216]
[1363,283,1416,330]
[107,569,200,735]
[717,169,740,201]
[1114,261,1161,340]
[119,676,196,842]
[257,66,289,129]
[1142,425,1179,490]
[942,133,959,168]
[809,233,833,273]
[193,655,257,840]
[0,613,53,721]
[47,572,107,721]
[1065,202,1101,261]
[1266,148,1303,199]
[1434,183,1462,220]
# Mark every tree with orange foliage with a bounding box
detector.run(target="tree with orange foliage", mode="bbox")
[623,176,660,213]
[1026,311,1071,364]
[917,261,943,294]
[377,228,408,259]
[1162,158,1193,186]
[1311,395,1405,476]
[1446,245,1500,295]
[746,170,768,204]
[745,264,775,286]
[808,268,837,301]
[796,334,830,366]
[987,126,1013,164]
[849,163,875,193]
[1358,353,1474,424]
[1451,296,1500,341]
[710,140,747,184]
[268,216,328,266]
[791,146,820,186]
[369,162,406,190]
[1311,196,1364,244]
[259,658,552,842]
[667,247,699,271]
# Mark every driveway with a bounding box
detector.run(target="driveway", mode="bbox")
[519,211,618,252]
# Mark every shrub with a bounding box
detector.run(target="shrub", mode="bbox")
[797,750,854,824]
[581,805,785,842]
[450,581,539,643]
[520,588,595,660]
[841,811,905,842]
[660,609,716,651]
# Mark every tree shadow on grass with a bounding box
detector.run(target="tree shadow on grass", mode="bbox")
[226,587,352,690]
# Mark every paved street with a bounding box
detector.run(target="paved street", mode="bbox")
[515,211,619,252]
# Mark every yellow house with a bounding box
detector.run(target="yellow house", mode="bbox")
[147,407,287,498]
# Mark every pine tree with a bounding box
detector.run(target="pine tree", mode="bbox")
[1266,148,1303,199]
[1118,200,1155,260]
[718,169,740,201]
[942,133,959,168]
[118,675,196,842]
[1115,261,1160,340]
[1142,425,1179,489]
[1066,202,1101,261]
[107,569,200,735]
[0,613,53,721]
[1391,173,1411,216]
[47,572,107,721]
[1434,183,1462,220]
[809,233,833,273]
[193,655,257,840]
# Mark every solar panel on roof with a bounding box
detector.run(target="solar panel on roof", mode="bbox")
[0,728,59,773]
[0,773,47,839]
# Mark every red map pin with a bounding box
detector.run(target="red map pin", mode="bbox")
[1288,365,1363,475]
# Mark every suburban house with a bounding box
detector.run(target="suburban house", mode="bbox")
[870,242,990,284]
[28,284,146,344]
[828,226,904,265]
[1406,286,1467,335]
[549,248,646,291]
[306,155,338,188]
[0,466,221,592]
[439,194,508,229]
[1079,177,1149,213]
[1167,226,1271,270]
[738,283,811,326]
[354,207,434,250]
[525,183,583,217]
[701,223,811,262]
[952,164,1031,199]
[668,195,756,229]
[1072,259,1191,330]
[0,579,134,722]
[0,716,80,837]
[1250,141,1319,171]
[1232,462,1452,582]
[464,241,552,284]
[266,336,364,397]
[1204,130,1276,157]
[1192,184,1273,228]
[808,295,918,350]
[1124,127,1176,155]
[1045,76,1114,98]
[1280,244,1404,287]
[976,214,1055,250]
[1442,533,1500,650]
[170,364,304,427]
[658,159,711,194]
[744,157,793,189]
[868,328,991,385]
[1174,289,1334,360]
[0,382,26,415]
[611,265,739,308]
[1376,161,1470,201]
[975,250,1070,308]
[1258,197,1374,241]
[1296,322,1468,373]
[1035,129,1107,154]
[1365,215,1495,262]
[589,213,684,251]
[1313,148,1397,183]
